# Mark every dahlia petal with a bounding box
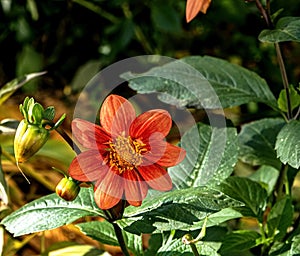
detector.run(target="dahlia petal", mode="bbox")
[94,169,124,210]
[186,0,211,23]
[123,170,148,206]
[143,139,186,167]
[138,164,173,191]
[68,150,108,182]
[72,118,111,149]
[130,110,172,139]
[100,95,136,136]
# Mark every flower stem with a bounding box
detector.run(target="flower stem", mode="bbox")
[103,203,130,256]
[275,164,289,200]
[182,234,200,256]
[112,223,131,256]
[275,43,292,120]
[55,126,81,154]
[254,0,293,119]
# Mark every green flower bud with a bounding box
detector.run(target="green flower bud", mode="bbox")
[56,177,80,201]
[13,97,66,164]
[14,120,49,163]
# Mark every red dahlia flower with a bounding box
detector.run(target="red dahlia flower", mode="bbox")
[68,94,186,210]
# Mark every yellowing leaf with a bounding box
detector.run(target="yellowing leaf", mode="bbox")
[186,0,212,23]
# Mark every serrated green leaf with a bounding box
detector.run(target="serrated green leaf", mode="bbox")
[120,186,243,233]
[267,196,293,241]
[275,120,300,168]
[269,241,290,256]
[238,118,286,169]
[218,230,262,254]
[289,234,300,255]
[219,177,268,219]
[1,187,104,236]
[249,165,279,195]
[77,221,143,256]
[277,85,300,112]
[121,56,277,109]
[259,17,300,43]
[0,71,46,106]
[157,238,221,256]
[168,122,238,189]
[189,208,243,231]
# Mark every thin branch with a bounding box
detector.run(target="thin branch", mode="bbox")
[275,43,293,119]
[254,0,292,119]
[254,0,272,27]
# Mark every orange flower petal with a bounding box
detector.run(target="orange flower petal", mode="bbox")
[130,109,172,139]
[68,150,108,182]
[72,118,111,149]
[100,95,136,136]
[94,169,124,210]
[138,164,173,191]
[186,0,212,23]
[144,140,186,167]
[123,170,148,206]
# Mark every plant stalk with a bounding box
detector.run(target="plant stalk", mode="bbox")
[112,223,131,256]
[275,43,292,119]
[103,206,130,256]
[190,243,200,256]
[254,0,293,119]
[55,126,81,154]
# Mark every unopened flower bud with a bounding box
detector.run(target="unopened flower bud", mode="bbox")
[56,177,80,201]
[14,120,49,163]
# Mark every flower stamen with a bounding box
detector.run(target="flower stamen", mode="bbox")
[109,135,147,173]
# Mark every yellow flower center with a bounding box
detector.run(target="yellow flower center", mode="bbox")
[108,135,147,173]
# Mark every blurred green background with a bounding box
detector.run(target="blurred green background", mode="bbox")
[1,0,300,97]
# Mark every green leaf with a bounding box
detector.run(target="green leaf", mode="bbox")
[168,122,238,189]
[277,85,300,112]
[46,244,105,256]
[290,234,300,255]
[120,186,243,233]
[275,120,300,168]
[16,45,44,92]
[0,72,46,106]
[1,187,104,236]
[43,106,55,121]
[30,103,44,124]
[267,196,293,241]
[238,118,286,169]
[249,165,279,195]
[121,56,277,109]
[219,177,268,219]
[145,233,163,256]
[269,241,290,255]
[218,230,262,254]
[157,238,221,256]
[189,208,243,231]
[0,147,8,207]
[259,17,300,43]
[76,221,143,256]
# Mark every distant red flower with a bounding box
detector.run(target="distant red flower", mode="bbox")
[68,94,186,210]
[186,0,212,23]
